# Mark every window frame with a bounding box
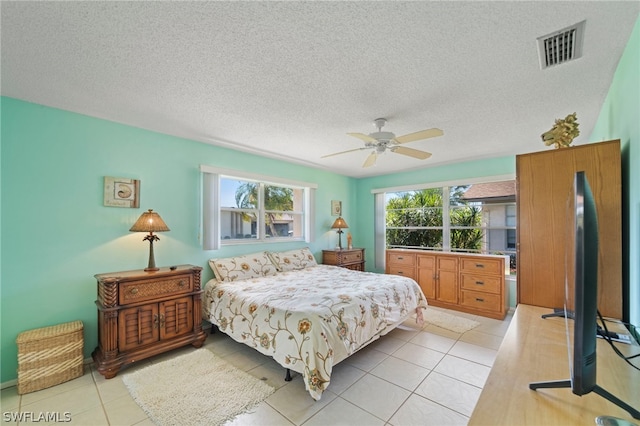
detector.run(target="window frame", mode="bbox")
[201,165,317,250]
[372,174,516,269]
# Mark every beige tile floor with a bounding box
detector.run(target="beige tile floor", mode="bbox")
[1,307,512,426]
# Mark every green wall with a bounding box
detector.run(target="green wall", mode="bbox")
[590,16,640,327]
[0,97,354,383]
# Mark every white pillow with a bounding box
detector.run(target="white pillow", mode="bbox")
[268,248,318,272]
[209,252,278,282]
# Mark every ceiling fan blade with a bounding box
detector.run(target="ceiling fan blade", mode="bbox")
[392,146,432,160]
[321,148,364,158]
[347,132,378,143]
[362,152,377,168]
[393,128,444,144]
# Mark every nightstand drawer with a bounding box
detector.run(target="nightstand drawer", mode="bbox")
[460,274,502,294]
[460,258,502,275]
[340,250,363,264]
[119,275,193,305]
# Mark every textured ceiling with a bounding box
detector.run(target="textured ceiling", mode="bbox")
[2,1,638,178]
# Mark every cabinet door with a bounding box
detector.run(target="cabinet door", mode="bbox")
[436,256,459,304]
[417,255,436,299]
[119,304,159,351]
[517,141,621,317]
[160,296,193,340]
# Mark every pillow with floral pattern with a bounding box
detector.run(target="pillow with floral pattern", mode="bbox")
[268,247,318,272]
[209,252,278,282]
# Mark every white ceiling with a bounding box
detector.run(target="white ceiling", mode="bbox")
[2,1,638,178]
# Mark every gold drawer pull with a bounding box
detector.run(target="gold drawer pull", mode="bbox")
[475,281,485,285]
[178,280,186,287]
[475,263,485,268]
[475,298,485,302]
[130,288,139,295]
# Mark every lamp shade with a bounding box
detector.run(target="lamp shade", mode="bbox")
[130,209,170,233]
[331,217,348,229]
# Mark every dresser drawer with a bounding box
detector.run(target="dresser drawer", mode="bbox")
[119,275,193,305]
[387,267,416,280]
[460,257,502,275]
[387,252,415,267]
[460,274,502,295]
[339,250,363,264]
[460,290,501,313]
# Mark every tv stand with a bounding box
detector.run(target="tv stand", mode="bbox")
[469,305,640,425]
[530,381,640,420]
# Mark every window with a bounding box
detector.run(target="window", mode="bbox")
[374,177,516,273]
[201,166,316,250]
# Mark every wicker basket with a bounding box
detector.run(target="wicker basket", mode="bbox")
[16,320,84,394]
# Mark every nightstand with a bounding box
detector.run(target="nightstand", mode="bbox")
[92,264,207,379]
[322,248,365,271]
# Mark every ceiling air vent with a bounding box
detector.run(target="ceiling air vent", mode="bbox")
[537,20,586,69]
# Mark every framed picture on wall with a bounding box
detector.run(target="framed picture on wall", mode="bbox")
[331,200,342,216]
[104,176,140,208]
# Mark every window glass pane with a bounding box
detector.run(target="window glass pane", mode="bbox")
[264,186,304,213]
[221,178,257,209]
[220,210,257,240]
[263,213,303,238]
[386,229,443,250]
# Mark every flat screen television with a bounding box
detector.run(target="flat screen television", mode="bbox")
[529,171,639,419]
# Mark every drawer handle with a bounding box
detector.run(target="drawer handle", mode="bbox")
[397,271,404,275]
[475,281,485,285]
[178,280,186,287]
[397,256,404,260]
[159,314,165,328]
[475,298,485,302]
[475,263,485,268]
[130,288,139,295]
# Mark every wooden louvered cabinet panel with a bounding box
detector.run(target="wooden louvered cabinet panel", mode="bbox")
[93,265,206,379]
[516,140,622,318]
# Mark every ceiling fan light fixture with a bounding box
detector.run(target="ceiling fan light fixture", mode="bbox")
[323,118,443,168]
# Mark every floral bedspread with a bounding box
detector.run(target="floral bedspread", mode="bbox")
[203,264,427,400]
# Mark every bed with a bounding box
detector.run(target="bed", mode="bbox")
[202,248,427,400]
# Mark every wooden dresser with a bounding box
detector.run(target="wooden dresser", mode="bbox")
[322,248,365,271]
[92,264,207,378]
[386,249,508,319]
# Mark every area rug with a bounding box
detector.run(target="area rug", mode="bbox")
[122,348,274,426]
[423,307,480,333]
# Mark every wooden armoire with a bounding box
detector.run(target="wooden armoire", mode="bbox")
[516,140,622,319]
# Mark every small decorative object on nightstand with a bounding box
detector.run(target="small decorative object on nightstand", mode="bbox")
[92,264,206,379]
[322,248,364,271]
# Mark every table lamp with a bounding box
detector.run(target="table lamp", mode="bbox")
[331,217,349,250]
[130,209,170,271]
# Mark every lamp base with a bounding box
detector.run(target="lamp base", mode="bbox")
[144,267,160,272]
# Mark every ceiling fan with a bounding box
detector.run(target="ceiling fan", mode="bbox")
[322,118,444,168]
